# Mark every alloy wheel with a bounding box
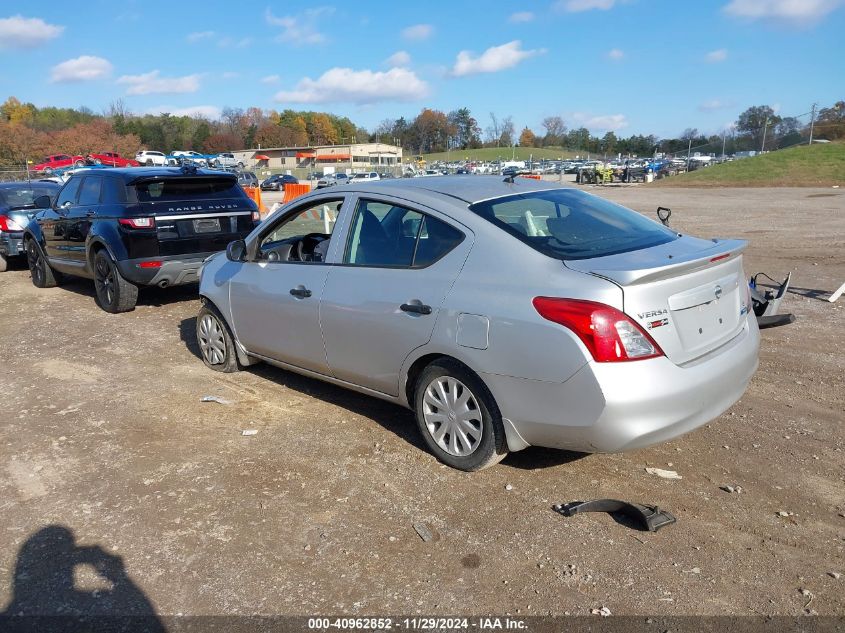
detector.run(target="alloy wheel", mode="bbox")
[27,242,44,285]
[422,377,483,457]
[94,256,115,307]
[198,313,226,365]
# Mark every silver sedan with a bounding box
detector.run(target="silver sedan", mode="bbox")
[196,177,759,471]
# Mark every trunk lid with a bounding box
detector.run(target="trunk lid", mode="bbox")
[566,236,750,365]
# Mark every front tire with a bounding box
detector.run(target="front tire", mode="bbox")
[414,360,508,471]
[93,250,138,313]
[0,252,7,273]
[196,305,240,372]
[26,239,60,288]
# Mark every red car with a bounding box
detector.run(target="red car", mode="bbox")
[88,152,140,167]
[32,154,86,173]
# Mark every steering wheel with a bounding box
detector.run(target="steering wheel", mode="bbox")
[294,233,328,261]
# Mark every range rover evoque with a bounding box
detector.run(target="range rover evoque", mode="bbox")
[23,166,260,313]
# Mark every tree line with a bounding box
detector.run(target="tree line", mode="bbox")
[1,95,842,169]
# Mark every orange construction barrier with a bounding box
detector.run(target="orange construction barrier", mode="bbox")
[519,174,541,180]
[241,185,267,213]
[282,183,311,203]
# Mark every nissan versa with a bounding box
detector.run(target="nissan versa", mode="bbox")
[195,177,760,471]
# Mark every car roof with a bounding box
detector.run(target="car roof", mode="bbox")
[342,175,560,204]
[65,167,237,184]
[0,180,61,190]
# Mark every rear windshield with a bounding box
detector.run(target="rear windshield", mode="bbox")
[468,189,678,260]
[134,177,245,203]
[0,185,59,209]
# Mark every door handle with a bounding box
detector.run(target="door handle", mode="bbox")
[290,286,312,298]
[86,210,96,217]
[400,302,432,315]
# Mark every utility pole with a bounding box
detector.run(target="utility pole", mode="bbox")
[721,131,727,158]
[761,118,770,152]
[808,103,818,145]
[686,138,692,171]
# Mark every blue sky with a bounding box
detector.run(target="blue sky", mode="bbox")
[1,0,843,139]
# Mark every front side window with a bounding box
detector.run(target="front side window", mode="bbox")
[344,200,464,268]
[468,188,677,261]
[77,176,102,206]
[259,199,342,262]
[56,178,82,207]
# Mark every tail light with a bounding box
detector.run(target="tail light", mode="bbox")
[0,215,25,232]
[533,297,664,362]
[118,217,155,229]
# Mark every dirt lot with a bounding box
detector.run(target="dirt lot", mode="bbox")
[0,184,843,620]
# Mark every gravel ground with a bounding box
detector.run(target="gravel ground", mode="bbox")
[0,184,842,619]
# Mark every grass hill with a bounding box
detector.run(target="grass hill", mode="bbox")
[655,143,845,187]
[420,146,578,163]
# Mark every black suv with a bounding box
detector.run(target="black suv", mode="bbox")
[24,167,259,313]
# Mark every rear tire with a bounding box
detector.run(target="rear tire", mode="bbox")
[196,304,240,373]
[414,360,508,471]
[93,250,138,313]
[0,253,7,273]
[25,239,60,288]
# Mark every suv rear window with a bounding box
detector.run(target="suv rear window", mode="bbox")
[468,189,677,260]
[134,177,245,203]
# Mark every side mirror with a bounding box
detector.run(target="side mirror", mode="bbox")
[34,195,52,209]
[657,206,672,226]
[226,239,247,262]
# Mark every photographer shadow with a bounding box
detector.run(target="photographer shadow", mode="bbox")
[0,525,166,632]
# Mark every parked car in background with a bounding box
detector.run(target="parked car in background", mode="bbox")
[88,152,140,167]
[32,155,86,173]
[195,177,759,471]
[316,173,349,188]
[135,150,168,166]
[350,172,381,183]
[260,174,299,191]
[23,167,260,313]
[168,151,209,167]
[208,152,244,169]
[237,171,259,188]
[0,181,61,272]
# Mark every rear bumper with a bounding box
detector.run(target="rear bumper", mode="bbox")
[0,232,25,257]
[117,254,211,287]
[484,316,760,453]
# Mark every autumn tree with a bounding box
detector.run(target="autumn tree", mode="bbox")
[518,127,536,147]
[541,116,566,146]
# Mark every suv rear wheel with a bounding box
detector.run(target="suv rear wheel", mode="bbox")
[26,239,61,288]
[414,360,508,471]
[196,304,240,372]
[93,250,138,313]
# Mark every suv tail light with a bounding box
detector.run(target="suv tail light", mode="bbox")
[118,217,155,229]
[0,215,25,232]
[533,297,664,362]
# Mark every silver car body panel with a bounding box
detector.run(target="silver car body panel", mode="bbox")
[199,177,760,454]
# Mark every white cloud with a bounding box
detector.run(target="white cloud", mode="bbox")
[384,50,411,67]
[221,71,239,79]
[50,55,112,82]
[571,112,629,131]
[452,40,544,76]
[275,67,429,104]
[187,30,214,43]
[705,48,728,62]
[606,48,624,60]
[261,74,281,84]
[699,99,734,112]
[723,0,844,24]
[0,15,64,49]
[266,8,333,45]
[117,70,201,95]
[508,11,535,22]
[402,24,434,41]
[555,0,619,12]
[217,36,252,49]
[147,105,221,120]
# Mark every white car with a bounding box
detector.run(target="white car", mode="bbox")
[210,152,244,169]
[169,151,209,167]
[135,150,167,167]
[350,172,381,182]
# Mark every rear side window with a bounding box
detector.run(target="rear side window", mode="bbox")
[134,177,246,202]
[468,189,677,261]
[56,178,82,207]
[344,200,464,268]
[77,176,102,205]
[101,177,127,204]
